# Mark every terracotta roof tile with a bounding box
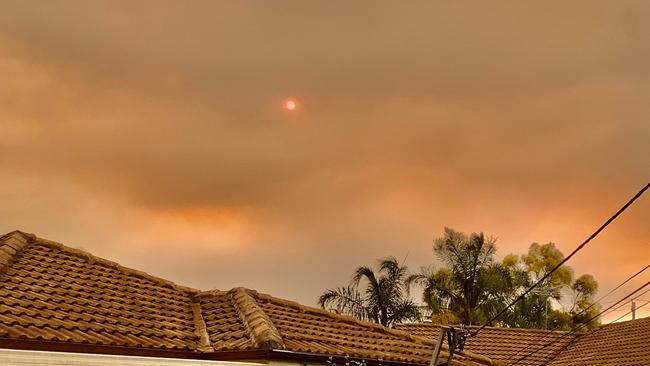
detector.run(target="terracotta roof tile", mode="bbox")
[250,291,497,366]
[197,290,254,351]
[0,231,498,366]
[0,231,200,350]
[545,317,650,366]
[396,317,650,366]
[394,323,577,366]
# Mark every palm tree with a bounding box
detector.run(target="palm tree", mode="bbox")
[406,228,516,325]
[318,256,421,326]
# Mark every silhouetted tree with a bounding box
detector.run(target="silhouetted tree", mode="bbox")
[406,228,517,325]
[318,257,421,326]
[406,231,600,330]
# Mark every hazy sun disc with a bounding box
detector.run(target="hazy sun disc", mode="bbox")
[283,98,297,112]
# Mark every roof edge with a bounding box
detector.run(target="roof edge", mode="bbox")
[0,231,35,274]
[229,287,285,350]
[3,230,201,295]
[395,322,570,335]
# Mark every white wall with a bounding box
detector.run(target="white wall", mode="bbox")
[269,360,312,366]
[269,359,326,366]
[0,348,267,366]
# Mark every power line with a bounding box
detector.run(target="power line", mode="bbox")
[577,268,650,318]
[511,281,649,365]
[512,297,650,366]
[506,263,650,362]
[473,181,650,335]
[599,288,650,318]
[608,289,650,313]
[608,299,650,323]
[584,264,650,312]
[558,263,649,317]
[510,281,650,365]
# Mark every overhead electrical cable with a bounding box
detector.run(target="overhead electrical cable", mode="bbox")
[510,280,650,365]
[608,299,650,323]
[506,263,649,362]
[512,296,650,366]
[473,181,650,335]
[579,263,650,315]
[598,287,650,317]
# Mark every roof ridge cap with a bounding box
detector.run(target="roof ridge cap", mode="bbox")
[26,232,200,295]
[191,301,215,352]
[596,316,650,328]
[196,289,230,297]
[229,287,285,350]
[0,231,35,274]
[396,322,570,334]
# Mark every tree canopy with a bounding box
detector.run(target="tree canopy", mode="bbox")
[406,228,511,325]
[319,228,600,331]
[408,230,600,330]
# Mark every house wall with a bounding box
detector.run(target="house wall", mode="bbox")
[0,348,267,366]
[270,359,326,366]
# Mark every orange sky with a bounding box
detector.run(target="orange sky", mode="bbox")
[0,1,649,322]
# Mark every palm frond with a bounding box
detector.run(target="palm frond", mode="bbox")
[318,286,368,320]
[352,266,378,288]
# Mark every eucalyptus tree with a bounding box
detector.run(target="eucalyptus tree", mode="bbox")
[514,242,599,330]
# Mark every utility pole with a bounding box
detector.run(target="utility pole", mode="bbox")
[430,326,468,366]
[631,300,636,320]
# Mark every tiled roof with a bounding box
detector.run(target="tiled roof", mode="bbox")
[394,323,577,366]
[0,231,498,366]
[545,317,650,366]
[0,231,199,350]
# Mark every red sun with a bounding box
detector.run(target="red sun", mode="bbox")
[283,98,298,112]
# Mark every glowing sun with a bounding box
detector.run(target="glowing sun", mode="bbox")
[283,98,298,112]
